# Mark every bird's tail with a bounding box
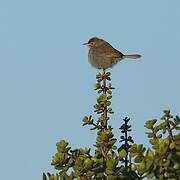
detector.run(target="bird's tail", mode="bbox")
[123,54,141,59]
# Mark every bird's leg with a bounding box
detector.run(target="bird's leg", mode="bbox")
[102,69,107,130]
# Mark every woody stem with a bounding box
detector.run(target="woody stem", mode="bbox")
[165,118,174,142]
[103,69,107,129]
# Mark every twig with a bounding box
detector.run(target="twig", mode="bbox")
[102,69,107,129]
[124,125,128,167]
[165,118,174,142]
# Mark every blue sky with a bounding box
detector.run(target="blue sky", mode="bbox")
[0,0,180,179]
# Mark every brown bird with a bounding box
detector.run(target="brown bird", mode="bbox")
[83,37,141,69]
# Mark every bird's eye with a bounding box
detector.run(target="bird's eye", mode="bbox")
[88,41,95,48]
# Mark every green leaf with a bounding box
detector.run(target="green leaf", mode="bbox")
[98,89,103,94]
[138,161,146,174]
[106,72,111,76]
[173,162,180,170]
[112,145,117,150]
[108,139,117,147]
[106,76,111,81]
[169,142,175,149]
[107,95,112,100]
[130,144,137,153]
[157,134,162,138]
[84,158,94,170]
[95,173,104,178]
[106,154,118,175]
[146,148,154,159]
[175,126,180,130]
[107,89,112,94]
[119,149,127,158]
[94,83,101,90]
[90,126,97,130]
[145,119,157,129]
[131,164,137,171]
[149,139,156,145]
[163,159,170,167]
[146,132,154,138]
[107,108,113,114]
[169,120,175,127]
[56,140,70,154]
[43,173,47,180]
[146,172,155,179]
[137,144,143,152]
[106,101,111,106]
[82,116,88,125]
[134,155,143,163]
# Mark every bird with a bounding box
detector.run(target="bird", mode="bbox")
[83,37,141,69]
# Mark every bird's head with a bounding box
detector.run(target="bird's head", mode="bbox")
[83,37,103,48]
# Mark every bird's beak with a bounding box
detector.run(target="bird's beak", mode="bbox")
[83,42,88,45]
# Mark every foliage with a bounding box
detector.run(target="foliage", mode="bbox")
[43,72,180,180]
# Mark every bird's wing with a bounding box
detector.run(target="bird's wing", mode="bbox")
[97,42,124,59]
